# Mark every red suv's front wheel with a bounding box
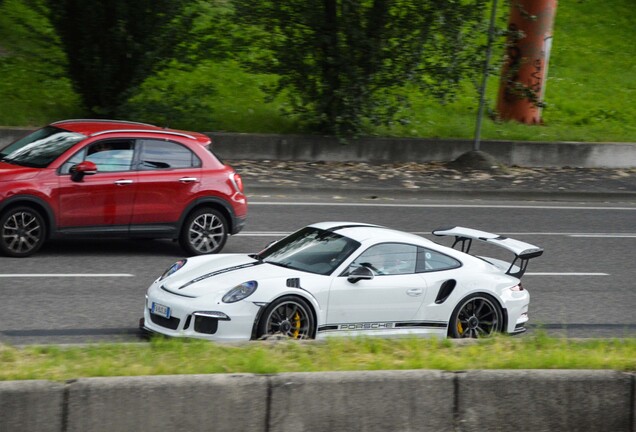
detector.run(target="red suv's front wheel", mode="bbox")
[179,207,228,255]
[0,206,47,258]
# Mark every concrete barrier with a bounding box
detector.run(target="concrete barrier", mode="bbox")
[2,127,635,168]
[457,370,634,432]
[1,370,634,432]
[0,380,64,432]
[206,132,636,168]
[66,374,269,432]
[268,370,455,432]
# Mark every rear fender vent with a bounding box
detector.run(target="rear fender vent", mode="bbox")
[435,280,457,304]
[286,278,301,288]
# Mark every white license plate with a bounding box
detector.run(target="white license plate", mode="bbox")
[151,302,171,319]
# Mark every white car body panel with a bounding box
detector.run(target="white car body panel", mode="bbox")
[142,222,541,341]
[327,273,428,323]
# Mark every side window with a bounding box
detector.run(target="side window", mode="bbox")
[137,140,201,170]
[85,140,134,172]
[351,243,417,276]
[416,247,461,272]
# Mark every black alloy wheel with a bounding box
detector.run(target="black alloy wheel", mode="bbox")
[257,296,315,340]
[0,207,46,257]
[449,293,503,338]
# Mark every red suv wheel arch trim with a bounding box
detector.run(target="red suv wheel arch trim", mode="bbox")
[177,197,246,236]
[0,195,56,238]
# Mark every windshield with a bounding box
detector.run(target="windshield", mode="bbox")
[0,126,85,168]
[259,227,360,275]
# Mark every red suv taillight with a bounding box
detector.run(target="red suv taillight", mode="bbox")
[230,172,244,193]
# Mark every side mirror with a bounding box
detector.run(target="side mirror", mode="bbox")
[347,265,374,283]
[70,161,97,182]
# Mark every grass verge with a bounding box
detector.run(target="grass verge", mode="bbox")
[1,333,634,382]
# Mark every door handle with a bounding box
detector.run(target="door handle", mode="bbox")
[114,179,134,185]
[406,288,423,297]
[179,177,199,183]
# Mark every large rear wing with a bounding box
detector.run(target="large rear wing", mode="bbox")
[432,226,543,278]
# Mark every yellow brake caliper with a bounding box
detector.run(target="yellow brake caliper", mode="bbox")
[457,321,464,336]
[292,312,301,338]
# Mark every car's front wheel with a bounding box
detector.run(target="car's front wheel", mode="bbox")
[448,293,503,338]
[257,296,315,340]
[179,207,228,255]
[0,206,46,257]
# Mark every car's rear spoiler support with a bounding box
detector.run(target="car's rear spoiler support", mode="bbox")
[432,226,543,278]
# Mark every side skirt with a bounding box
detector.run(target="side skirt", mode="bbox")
[53,223,178,239]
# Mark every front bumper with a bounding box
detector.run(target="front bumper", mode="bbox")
[143,287,262,341]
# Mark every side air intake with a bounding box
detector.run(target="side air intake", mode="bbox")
[286,278,301,288]
[435,280,456,304]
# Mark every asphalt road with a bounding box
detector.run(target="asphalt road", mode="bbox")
[1,193,635,345]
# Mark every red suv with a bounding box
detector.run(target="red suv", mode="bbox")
[0,119,247,257]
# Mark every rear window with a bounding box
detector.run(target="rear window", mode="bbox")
[206,144,224,164]
[138,140,201,169]
[416,247,462,272]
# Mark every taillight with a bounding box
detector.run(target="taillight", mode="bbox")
[510,283,524,291]
[230,172,244,193]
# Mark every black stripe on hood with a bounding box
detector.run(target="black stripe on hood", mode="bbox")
[178,261,263,290]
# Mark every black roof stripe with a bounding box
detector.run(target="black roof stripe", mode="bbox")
[327,224,384,232]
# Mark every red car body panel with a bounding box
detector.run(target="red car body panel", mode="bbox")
[56,169,138,227]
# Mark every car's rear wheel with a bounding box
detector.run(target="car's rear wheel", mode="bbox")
[179,207,228,255]
[0,206,46,257]
[448,293,503,338]
[257,296,315,340]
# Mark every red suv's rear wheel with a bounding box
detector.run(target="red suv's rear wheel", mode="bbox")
[0,206,47,257]
[179,207,228,255]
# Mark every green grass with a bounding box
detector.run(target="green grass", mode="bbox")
[2,334,635,381]
[0,0,635,142]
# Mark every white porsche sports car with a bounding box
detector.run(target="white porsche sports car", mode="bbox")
[141,222,543,341]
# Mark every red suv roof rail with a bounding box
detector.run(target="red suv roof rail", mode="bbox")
[52,119,156,127]
[89,129,197,140]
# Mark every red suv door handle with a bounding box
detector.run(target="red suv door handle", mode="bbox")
[114,179,134,185]
[179,177,199,183]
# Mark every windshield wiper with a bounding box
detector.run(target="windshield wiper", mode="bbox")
[267,261,295,269]
[249,253,262,262]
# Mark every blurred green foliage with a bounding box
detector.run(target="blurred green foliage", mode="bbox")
[0,0,634,143]
[233,0,494,136]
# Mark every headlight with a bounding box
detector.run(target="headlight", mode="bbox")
[158,259,187,281]
[222,281,258,303]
